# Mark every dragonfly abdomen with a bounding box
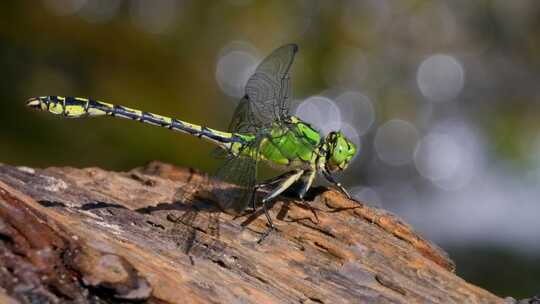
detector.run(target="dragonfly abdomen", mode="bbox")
[27,96,243,149]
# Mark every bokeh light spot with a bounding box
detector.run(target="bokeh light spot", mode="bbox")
[417,54,464,102]
[414,134,461,181]
[424,120,482,190]
[374,120,419,166]
[215,47,258,99]
[294,96,341,136]
[335,91,375,136]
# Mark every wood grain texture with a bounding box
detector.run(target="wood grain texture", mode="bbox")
[0,161,504,303]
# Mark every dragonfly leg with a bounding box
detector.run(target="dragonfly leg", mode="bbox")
[295,170,320,224]
[322,171,352,200]
[248,188,257,212]
[257,200,275,244]
[257,169,304,243]
[256,171,300,189]
[261,169,304,204]
[249,171,298,211]
[297,170,316,199]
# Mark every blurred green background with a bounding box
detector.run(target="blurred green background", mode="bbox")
[1,1,540,299]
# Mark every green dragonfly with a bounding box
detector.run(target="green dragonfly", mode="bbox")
[27,44,357,242]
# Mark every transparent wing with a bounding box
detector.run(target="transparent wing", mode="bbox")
[226,95,258,134]
[214,138,262,214]
[214,44,298,212]
[231,44,298,132]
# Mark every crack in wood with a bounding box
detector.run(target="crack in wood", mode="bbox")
[375,274,407,296]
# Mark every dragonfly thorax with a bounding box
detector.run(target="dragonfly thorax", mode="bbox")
[323,131,357,173]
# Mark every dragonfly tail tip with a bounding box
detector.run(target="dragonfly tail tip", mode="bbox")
[26,97,42,108]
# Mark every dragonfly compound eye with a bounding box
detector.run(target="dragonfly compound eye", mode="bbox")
[327,132,357,171]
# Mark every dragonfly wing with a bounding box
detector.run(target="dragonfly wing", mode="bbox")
[215,44,299,213]
[242,44,298,128]
[227,95,258,134]
[214,138,262,214]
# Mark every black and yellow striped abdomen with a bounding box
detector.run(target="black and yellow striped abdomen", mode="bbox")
[26,96,328,172]
[27,96,246,151]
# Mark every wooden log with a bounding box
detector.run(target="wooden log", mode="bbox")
[0,161,506,303]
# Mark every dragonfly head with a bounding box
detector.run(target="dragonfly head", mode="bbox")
[324,131,357,172]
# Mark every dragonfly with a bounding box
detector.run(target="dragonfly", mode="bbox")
[27,44,357,242]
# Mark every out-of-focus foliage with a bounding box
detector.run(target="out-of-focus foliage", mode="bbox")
[1,1,539,298]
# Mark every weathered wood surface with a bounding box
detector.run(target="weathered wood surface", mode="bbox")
[0,161,505,303]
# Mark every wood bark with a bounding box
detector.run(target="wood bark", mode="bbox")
[0,161,507,303]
